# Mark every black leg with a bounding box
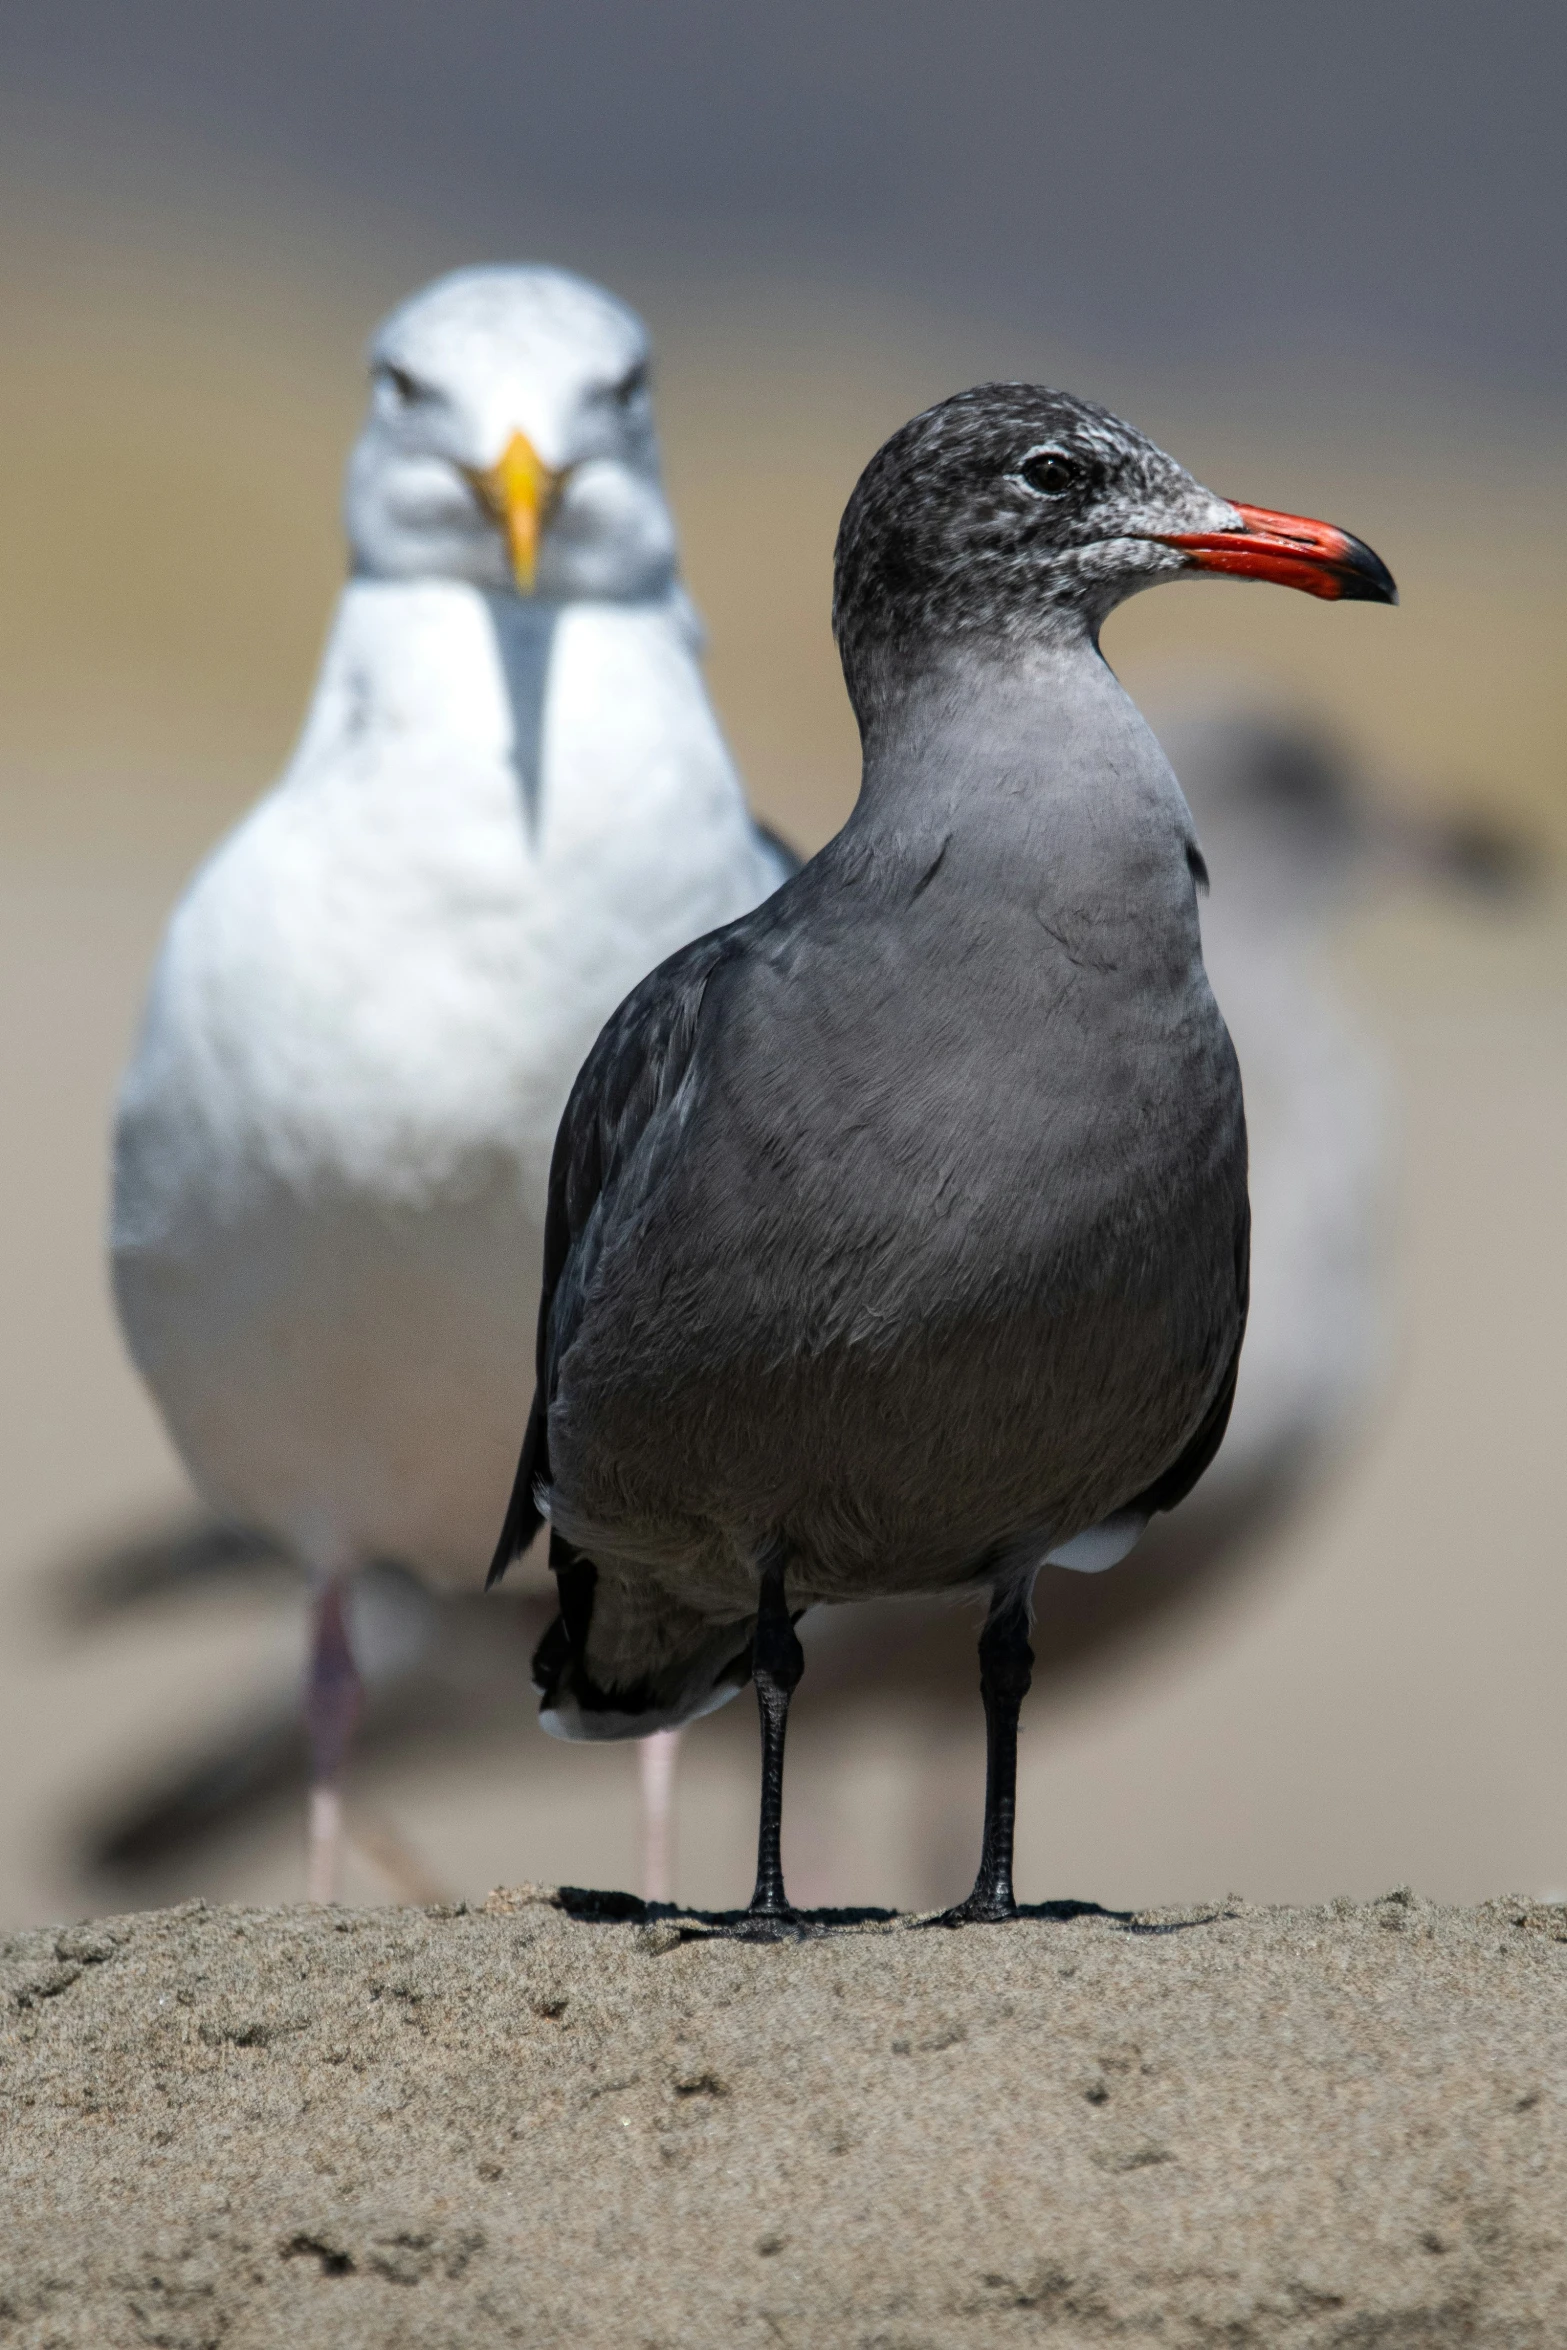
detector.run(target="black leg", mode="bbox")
[748,1552,804,1919]
[945,1578,1034,1924]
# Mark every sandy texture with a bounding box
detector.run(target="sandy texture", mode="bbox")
[3,1888,1566,2346]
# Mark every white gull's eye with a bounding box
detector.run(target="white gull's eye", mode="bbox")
[374,361,429,408]
[609,360,650,408]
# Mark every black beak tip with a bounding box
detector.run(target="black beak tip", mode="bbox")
[1339,535,1398,606]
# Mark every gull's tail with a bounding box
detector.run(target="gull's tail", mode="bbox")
[532,1534,754,1740]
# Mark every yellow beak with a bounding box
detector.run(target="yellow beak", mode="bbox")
[465,430,562,593]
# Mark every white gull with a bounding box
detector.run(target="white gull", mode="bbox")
[111,265,791,1898]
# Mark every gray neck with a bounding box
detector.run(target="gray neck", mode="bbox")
[849,639,1195,850]
[827,638,1209,999]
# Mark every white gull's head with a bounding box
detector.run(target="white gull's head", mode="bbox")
[344,265,675,602]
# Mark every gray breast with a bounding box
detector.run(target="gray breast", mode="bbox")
[546,705,1247,1616]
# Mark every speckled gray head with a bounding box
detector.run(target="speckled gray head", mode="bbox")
[832,384,1396,733]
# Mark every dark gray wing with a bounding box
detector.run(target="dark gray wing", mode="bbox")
[1127,1194,1251,1520]
[487,929,734,1587]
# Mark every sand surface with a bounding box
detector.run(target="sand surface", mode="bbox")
[3,1887,1565,2346]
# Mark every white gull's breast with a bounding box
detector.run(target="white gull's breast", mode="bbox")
[111,577,780,1579]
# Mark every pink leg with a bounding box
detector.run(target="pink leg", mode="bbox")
[638,1727,681,1907]
[305,1574,362,1903]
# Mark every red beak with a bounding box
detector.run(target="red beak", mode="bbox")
[1159,503,1397,604]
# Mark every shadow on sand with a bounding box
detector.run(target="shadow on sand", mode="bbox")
[548,1886,1225,1941]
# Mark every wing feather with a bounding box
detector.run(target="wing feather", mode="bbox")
[487,931,731,1585]
[1128,1194,1251,1521]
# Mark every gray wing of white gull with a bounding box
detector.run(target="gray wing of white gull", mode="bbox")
[752,819,804,888]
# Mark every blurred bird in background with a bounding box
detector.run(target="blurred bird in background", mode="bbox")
[70,688,1527,1908]
[107,264,794,1902]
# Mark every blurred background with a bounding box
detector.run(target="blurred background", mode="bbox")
[1,0,1563,1926]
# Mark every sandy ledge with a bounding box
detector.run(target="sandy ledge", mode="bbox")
[2,1886,1565,2347]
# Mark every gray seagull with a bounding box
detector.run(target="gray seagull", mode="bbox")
[490,384,1396,1926]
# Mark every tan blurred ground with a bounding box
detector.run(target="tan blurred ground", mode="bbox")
[1,171,1563,1927]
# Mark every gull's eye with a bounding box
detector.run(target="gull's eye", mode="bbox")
[1017,447,1078,498]
[375,361,428,407]
[611,360,649,408]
